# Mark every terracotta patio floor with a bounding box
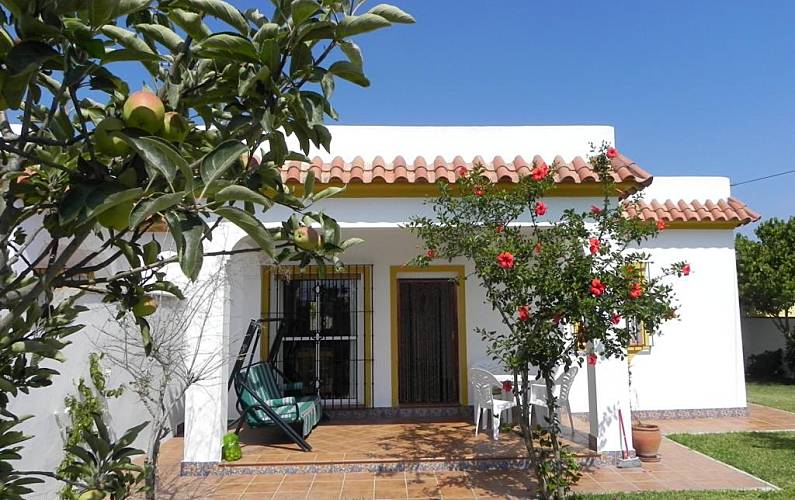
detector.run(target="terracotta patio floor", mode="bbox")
[151,404,793,499]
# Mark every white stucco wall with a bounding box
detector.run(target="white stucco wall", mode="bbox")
[285,125,615,163]
[9,294,174,499]
[630,230,746,411]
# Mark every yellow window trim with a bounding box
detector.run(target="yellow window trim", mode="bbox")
[389,265,468,407]
[628,261,651,356]
[260,264,373,407]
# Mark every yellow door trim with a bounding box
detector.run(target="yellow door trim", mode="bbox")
[260,265,373,407]
[390,265,468,407]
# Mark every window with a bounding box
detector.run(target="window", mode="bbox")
[628,261,651,352]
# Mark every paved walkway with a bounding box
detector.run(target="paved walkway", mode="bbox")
[154,403,795,499]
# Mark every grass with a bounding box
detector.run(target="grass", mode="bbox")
[746,380,795,413]
[577,431,795,499]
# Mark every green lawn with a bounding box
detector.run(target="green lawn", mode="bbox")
[746,381,795,413]
[576,431,795,499]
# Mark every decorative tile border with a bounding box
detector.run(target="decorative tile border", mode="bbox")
[626,407,748,420]
[574,406,748,421]
[181,455,602,477]
[326,405,474,421]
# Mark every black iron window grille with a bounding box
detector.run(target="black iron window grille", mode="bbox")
[263,265,374,409]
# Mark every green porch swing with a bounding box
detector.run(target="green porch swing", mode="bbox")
[229,319,322,451]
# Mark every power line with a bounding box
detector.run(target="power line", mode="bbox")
[731,169,795,187]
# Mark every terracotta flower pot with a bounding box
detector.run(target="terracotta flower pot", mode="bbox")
[632,423,661,462]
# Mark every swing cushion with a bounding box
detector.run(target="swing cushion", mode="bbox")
[236,363,321,437]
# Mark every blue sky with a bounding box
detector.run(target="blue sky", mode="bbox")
[310,0,794,234]
[122,1,794,234]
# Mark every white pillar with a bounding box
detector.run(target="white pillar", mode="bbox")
[587,343,633,454]
[182,254,230,464]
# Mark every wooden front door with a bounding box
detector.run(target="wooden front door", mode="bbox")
[397,279,459,405]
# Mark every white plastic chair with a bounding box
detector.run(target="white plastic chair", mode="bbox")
[529,366,578,433]
[470,367,518,440]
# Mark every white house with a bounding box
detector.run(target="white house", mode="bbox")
[178,125,760,471]
[13,125,760,489]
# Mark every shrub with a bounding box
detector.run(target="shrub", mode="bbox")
[747,349,786,380]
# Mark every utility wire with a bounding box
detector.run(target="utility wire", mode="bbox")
[731,169,795,187]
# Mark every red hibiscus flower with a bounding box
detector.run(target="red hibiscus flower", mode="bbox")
[656,219,666,231]
[517,305,530,321]
[496,224,505,233]
[606,147,618,159]
[457,166,469,177]
[473,186,485,197]
[530,161,549,181]
[534,201,547,216]
[590,278,606,297]
[682,263,691,276]
[426,249,437,259]
[497,251,515,269]
[629,282,643,299]
[589,237,601,255]
[587,353,598,366]
[590,205,603,215]
[502,380,513,392]
[611,313,621,325]
[534,241,542,255]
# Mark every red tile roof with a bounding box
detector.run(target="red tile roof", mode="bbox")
[282,152,652,189]
[624,197,761,226]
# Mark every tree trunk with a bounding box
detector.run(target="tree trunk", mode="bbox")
[518,368,549,498]
[545,374,565,499]
[145,436,162,500]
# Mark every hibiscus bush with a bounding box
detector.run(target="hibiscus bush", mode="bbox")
[409,145,688,499]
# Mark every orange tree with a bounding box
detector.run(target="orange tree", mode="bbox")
[409,146,688,498]
[0,0,413,496]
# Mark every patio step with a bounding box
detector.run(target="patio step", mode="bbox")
[181,420,603,477]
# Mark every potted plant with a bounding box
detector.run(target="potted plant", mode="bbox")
[628,356,662,461]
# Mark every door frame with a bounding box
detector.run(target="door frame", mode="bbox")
[389,265,468,407]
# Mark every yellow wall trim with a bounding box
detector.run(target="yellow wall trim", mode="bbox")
[389,265,468,407]
[286,181,643,198]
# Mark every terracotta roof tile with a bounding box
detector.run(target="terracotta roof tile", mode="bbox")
[624,197,760,227]
[281,153,653,191]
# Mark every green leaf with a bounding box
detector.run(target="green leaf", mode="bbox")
[340,41,363,68]
[303,170,315,195]
[291,0,322,25]
[137,316,153,355]
[113,0,152,18]
[214,207,274,257]
[120,135,190,191]
[176,0,249,35]
[5,41,58,76]
[168,9,211,41]
[135,23,183,52]
[89,0,116,27]
[199,141,249,194]
[100,24,159,74]
[253,22,280,45]
[145,281,185,299]
[130,191,186,227]
[328,61,370,87]
[85,187,144,220]
[214,185,273,207]
[367,4,416,24]
[142,239,161,265]
[101,48,164,64]
[176,214,204,280]
[313,185,344,201]
[336,13,391,38]
[193,32,259,62]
